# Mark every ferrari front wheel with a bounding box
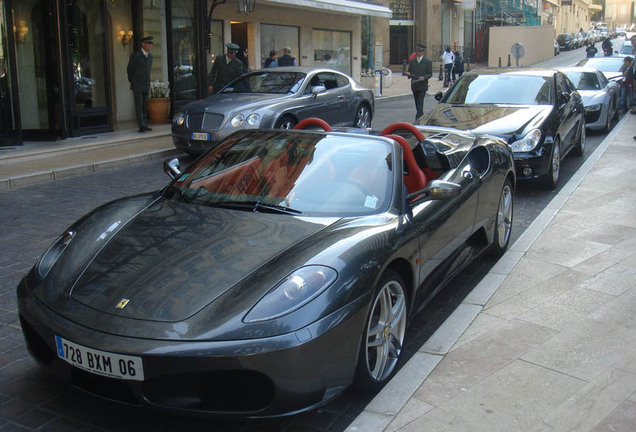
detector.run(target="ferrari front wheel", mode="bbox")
[356,270,407,390]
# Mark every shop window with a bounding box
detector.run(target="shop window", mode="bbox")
[312,29,351,75]
[260,24,299,68]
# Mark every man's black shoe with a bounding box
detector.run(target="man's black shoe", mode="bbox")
[139,128,146,133]
[144,127,153,132]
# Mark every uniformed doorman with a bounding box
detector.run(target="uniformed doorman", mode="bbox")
[208,43,244,94]
[127,35,154,132]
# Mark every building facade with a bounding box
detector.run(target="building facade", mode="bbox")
[0,0,390,146]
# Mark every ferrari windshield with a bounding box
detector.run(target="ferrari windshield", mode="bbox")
[167,131,394,216]
[220,71,306,94]
[445,73,553,105]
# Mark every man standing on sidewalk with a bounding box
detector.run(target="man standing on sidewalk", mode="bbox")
[127,36,154,133]
[278,47,297,66]
[405,44,432,122]
[442,46,454,87]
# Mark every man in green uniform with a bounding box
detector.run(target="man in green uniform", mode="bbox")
[127,35,154,132]
[208,43,244,94]
[405,44,432,121]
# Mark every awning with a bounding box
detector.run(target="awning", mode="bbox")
[543,0,559,7]
[261,0,393,18]
[588,4,602,10]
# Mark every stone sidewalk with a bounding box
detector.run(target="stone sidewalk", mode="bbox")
[348,114,636,431]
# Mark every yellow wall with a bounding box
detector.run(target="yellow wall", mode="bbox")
[488,26,556,68]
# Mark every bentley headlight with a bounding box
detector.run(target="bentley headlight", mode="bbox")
[246,113,261,126]
[173,113,185,126]
[585,104,601,112]
[230,114,245,127]
[510,128,542,152]
[244,266,338,323]
[36,230,76,279]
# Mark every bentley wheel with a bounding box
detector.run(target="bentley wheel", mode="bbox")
[356,270,407,390]
[573,118,586,157]
[491,179,514,257]
[354,104,372,128]
[544,139,560,189]
[275,115,297,129]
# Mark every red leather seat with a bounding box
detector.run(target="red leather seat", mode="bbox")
[384,134,427,194]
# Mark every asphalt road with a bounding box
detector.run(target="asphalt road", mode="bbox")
[0,42,624,431]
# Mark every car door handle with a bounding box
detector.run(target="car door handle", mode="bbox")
[337,95,345,100]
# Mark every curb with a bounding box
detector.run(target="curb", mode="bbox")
[345,113,629,432]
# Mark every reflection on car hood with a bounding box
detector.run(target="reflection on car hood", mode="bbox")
[421,104,552,139]
[69,199,333,322]
[577,89,606,105]
[185,93,286,114]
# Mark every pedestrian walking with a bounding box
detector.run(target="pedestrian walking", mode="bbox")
[207,42,244,94]
[126,35,154,133]
[442,46,454,87]
[452,51,464,81]
[278,47,297,66]
[619,56,634,112]
[237,46,250,72]
[405,44,432,121]
[263,50,279,68]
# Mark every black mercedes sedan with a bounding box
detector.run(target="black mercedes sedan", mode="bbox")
[17,120,514,418]
[172,67,374,154]
[418,68,586,188]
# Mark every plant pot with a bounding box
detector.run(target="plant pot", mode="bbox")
[148,97,170,124]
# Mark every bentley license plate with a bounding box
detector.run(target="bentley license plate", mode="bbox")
[55,335,144,381]
[191,132,210,141]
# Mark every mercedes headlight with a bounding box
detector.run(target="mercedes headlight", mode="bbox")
[244,266,338,323]
[36,230,76,279]
[173,113,185,126]
[246,113,261,126]
[585,104,601,113]
[230,114,245,127]
[510,129,542,152]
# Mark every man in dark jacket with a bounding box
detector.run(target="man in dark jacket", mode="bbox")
[405,44,432,121]
[127,35,153,132]
[208,43,244,94]
[277,47,297,66]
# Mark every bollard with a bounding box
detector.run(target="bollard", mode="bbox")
[466,61,470,72]
[507,55,511,67]
[438,64,444,81]
[402,59,407,76]
[498,57,502,68]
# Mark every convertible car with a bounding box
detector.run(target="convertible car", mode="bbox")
[17,119,515,417]
[172,67,374,154]
[418,68,585,188]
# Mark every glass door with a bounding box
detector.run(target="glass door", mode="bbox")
[13,0,64,140]
[1,0,20,145]
[64,0,112,136]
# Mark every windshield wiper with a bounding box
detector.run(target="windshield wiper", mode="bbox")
[211,200,302,215]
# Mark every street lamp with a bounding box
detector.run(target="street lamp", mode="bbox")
[238,0,255,14]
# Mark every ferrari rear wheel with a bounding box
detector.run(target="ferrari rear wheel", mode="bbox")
[356,270,407,390]
[275,115,297,129]
[491,179,514,257]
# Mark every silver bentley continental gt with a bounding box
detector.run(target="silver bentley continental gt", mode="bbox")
[17,120,515,418]
[172,67,375,155]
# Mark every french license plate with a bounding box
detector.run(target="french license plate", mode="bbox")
[55,335,144,381]
[191,132,210,141]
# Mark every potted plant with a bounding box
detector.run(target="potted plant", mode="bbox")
[148,80,170,124]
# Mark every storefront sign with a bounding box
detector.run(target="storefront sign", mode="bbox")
[390,0,413,20]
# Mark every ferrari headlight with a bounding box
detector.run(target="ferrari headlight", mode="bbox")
[173,113,185,126]
[244,266,338,323]
[246,113,261,126]
[585,104,601,112]
[36,230,76,279]
[510,128,542,152]
[230,114,245,127]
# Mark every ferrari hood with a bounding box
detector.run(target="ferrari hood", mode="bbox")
[421,104,552,139]
[69,199,333,322]
[185,93,284,114]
